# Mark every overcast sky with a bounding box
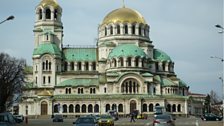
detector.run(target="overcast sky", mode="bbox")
[0,0,223,97]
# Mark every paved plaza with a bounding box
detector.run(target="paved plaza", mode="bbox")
[17,117,223,126]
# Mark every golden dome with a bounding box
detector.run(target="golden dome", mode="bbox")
[37,90,53,96]
[102,7,147,25]
[39,0,60,8]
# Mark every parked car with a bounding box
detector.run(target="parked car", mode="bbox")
[53,114,63,122]
[108,110,119,121]
[0,112,16,126]
[73,116,98,126]
[201,113,223,121]
[13,115,24,123]
[153,114,175,126]
[0,122,12,126]
[98,114,114,126]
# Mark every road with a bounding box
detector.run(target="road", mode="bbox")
[17,117,223,126]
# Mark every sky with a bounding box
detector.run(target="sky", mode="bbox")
[0,0,223,97]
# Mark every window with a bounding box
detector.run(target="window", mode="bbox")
[71,62,74,70]
[143,104,147,112]
[63,105,67,113]
[48,76,51,83]
[92,62,96,70]
[85,62,89,71]
[75,105,80,113]
[54,9,58,20]
[39,9,42,20]
[82,105,86,113]
[43,76,46,84]
[117,25,120,34]
[94,104,99,113]
[124,24,128,34]
[35,77,37,84]
[69,104,74,113]
[105,104,110,112]
[132,25,135,34]
[90,88,96,94]
[105,27,107,36]
[127,57,132,66]
[139,26,142,35]
[118,104,123,112]
[46,8,51,19]
[149,104,153,112]
[135,57,139,67]
[104,87,107,93]
[110,26,113,35]
[42,62,45,70]
[49,62,51,70]
[64,62,68,71]
[88,105,93,113]
[78,62,82,71]
[78,88,84,94]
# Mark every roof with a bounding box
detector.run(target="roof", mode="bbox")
[108,44,146,59]
[38,0,60,8]
[102,7,147,25]
[56,78,99,87]
[33,43,61,56]
[154,76,177,87]
[153,49,172,62]
[63,48,97,62]
[179,79,187,87]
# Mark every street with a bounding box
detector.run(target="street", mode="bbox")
[17,117,223,126]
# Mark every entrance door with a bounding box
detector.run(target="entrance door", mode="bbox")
[41,101,48,115]
[130,100,136,113]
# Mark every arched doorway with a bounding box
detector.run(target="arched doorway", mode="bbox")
[130,100,136,113]
[41,101,48,115]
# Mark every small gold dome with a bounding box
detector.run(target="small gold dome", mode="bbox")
[102,7,147,25]
[39,0,59,8]
[37,90,53,96]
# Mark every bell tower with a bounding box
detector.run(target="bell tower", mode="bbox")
[34,0,63,49]
[32,0,63,88]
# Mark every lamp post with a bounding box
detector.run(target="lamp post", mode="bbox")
[215,24,224,33]
[210,56,224,62]
[0,15,15,24]
[219,77,224,119]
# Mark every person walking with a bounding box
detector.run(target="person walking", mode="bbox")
[130,112,135,122]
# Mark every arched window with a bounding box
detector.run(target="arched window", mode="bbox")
[149,104,153,112]
[64,62,68,71]
[78,62,82,71]
[135,57,139,67]
[112,104,117,111]
[88,104,93,113]
[94,104,99,113]
[113,59,117,67]
[118,104,123,112]
[54,9,58,20]
[132,25,135,34]
[105,27,107,36]
[127,57,132,66]
[124,24,128,34]
[82,104,86,113]
[110,26,113,35]
[139,26,142,35]
[92,62,96,70]
[69,104,74,113]
[105,104,110,112]
[48,76,51,83]
[39,9,42,20]
[49,62,51,70]
[121,79,139,94]
[155,103,160,106]
[54,104,59,113]
[166,104,171,112]
[46,8,51,19]
[172,104,176,112]
[42,62,45,70]
[75,105,80,113]
[119,57,124,67]
[85,62,89,71]
[43,76,46,84]
[63,104,67,113]
[117,25,120,34]
[71,62,74,70]
[177,104,181,112]
[46,60,48,70]
[143,104,147,112]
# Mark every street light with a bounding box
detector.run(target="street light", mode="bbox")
[215,24,224,33]
[0,15,15,24]
[218,77,224,120]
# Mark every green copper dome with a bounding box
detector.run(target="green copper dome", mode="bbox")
[153,49,172,61]
[33,43,61,56]
[108,44,146,59]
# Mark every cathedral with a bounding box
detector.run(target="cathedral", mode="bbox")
[19,0,197,117]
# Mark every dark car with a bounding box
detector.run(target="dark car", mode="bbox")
[53,114,63,122]
[201,113,223,121]
[73,116,98,126]
[0,112,16,126]
[153,114,175,126]
[13,115,24,123]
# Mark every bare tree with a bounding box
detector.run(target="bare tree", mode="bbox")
[0,53,25,112]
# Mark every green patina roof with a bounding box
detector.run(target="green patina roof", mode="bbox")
[141,72,153,77]
[63,48,97,62]
[108,44,146,59]
[24,66,33,74]
[33,43,61,56]
[57,78,99,87]
[179,79,187,87]
[106,72,120,77]
[153,49,172,61]
[154,75,177,87]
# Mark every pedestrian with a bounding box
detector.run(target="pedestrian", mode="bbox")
[130,112,135,122]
